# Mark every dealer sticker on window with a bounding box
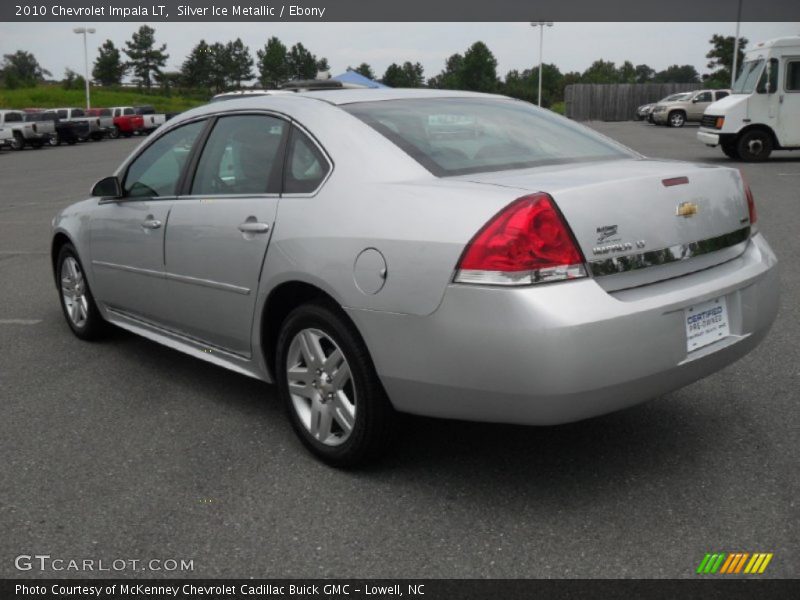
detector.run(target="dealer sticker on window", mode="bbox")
[685,297,731,353]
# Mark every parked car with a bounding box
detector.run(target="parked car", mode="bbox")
[651,89,731,127]
[21,110,57,145]
[133,105,167,134]
[85,108,115,139]
[51,89,778,466]
[25,110,90,146]
[0,109,51,149]
[698,36,800,161]
[53,107,106,141]
[636,92,692,121]
[108,107,145,138]
[0,125,12,150]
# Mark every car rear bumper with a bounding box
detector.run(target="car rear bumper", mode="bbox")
[351,233,778,425]
[697,129,720,146]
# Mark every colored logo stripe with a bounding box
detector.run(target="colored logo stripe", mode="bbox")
[697,552,773,574]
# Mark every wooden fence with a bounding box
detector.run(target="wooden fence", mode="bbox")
[565,83,703,121]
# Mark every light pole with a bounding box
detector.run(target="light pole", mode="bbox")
[530,21,553,107]
[73,26,96,110]
[731,0,743,88]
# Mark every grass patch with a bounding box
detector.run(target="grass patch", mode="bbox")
[549,101,565,115]
[0,85,207,113]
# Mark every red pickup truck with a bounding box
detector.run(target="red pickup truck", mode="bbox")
[108,106,144,138]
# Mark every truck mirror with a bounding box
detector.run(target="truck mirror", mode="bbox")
[91,176,122,198]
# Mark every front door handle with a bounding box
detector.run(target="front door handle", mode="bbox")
[141,218,162,230]
[238,221,270,234]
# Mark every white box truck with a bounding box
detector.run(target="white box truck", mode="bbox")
[697,36,800,161]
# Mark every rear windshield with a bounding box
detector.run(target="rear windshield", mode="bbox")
[343,97,633,176]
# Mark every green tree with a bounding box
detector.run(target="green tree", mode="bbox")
[581,59,619,83]
[634,64,655,83]
[706,34,748,87]
[316,57,330,73]
[208,42,229,93]
[381,61,424,87]
[287,43,318,80]
[654,64,700,83]
[62,68,85,90]
[502,63,563,106]
[617,60,637,83]
[0,50,51,88]
[124,25,168,90]
[459,41,498,92]
[351,63,375,80]
[224,38,254,88]
[181,40,214,91]
[92,40,127,86]
[427,53,464,89]
[256,37,289,88]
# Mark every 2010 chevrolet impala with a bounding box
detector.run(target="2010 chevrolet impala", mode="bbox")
[51,89,779,466]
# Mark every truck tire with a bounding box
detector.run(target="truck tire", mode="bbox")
[48,133,61,147]
[668,111,686,128]
[736,130,773,162]
[11,132,25,150]
[109,126,121,139]
[721,143,739,159]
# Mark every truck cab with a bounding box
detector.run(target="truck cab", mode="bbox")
[697,36,800,161]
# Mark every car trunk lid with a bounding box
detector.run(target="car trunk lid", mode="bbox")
[458,159,752,291]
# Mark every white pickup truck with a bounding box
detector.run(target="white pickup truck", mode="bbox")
[134,105,167,134]
[0,109,51,149]
[54,107,107,141]
[0,125,12,151]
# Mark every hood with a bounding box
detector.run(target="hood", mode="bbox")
[704,94,748,114]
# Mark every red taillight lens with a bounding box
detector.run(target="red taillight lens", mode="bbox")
[739,170,757,228]
[455,193,587,285]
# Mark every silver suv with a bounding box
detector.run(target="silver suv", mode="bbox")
[651,89,731,127]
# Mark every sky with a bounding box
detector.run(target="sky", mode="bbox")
[1,22,798,82]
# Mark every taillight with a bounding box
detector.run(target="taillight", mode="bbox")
[454,193,587,286]
[739,170,757,230]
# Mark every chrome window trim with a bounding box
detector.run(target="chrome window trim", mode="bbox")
[588,227,751,277]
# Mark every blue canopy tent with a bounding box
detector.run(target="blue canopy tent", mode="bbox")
[331,70,388,88]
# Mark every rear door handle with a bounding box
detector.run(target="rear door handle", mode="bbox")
[238,222,270,234]
[141,218,162,230]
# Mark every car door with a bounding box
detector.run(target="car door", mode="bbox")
[88,119,206,323]
[160,113,290,356]
[780,57,800,146]
[689,91,713,119]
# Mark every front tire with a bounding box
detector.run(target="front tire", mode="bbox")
[721,143,739,159]
[276,301,396,467]
[11,132,25,150]
[57,244,106,340]
[736,130,773,162]
[109,126,121,139]
[48,133,61,147]
[668,111,686,128]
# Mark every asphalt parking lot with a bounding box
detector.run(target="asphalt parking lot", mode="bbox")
[1,122,797,579]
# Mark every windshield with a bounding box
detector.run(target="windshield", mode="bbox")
[343,97,634,176]
[733,60,764,94]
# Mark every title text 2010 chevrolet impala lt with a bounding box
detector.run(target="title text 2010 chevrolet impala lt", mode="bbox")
[51,89,779,466]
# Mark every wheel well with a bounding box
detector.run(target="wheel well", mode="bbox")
[50,233,72,287]
[261,281,348,380]
[669,109,686,117]
[737,124,779,148]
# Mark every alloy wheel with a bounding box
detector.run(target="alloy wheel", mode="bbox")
[286,328,356,447]
[61,256,89,328]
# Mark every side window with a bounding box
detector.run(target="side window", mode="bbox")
[57,110,68,119]
[283,128,330,194]
[757,59,779,93]
[5,112,22,123]
[123,108,134,116]
[787,61,800,91]
[190,115,286,196]
[124,120,205,199]
[715,91,729,100]
[695,92,712,103]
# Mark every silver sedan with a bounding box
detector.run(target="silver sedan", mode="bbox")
[51,89,779,466]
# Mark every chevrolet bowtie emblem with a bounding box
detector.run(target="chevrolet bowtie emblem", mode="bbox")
[676,202,699,217]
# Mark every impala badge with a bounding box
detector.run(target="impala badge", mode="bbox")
[676,202,699,218]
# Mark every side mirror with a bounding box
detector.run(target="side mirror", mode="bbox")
[691,98,699,103]
[91,176,122,198]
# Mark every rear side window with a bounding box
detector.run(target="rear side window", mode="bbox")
[715,91,729,100]
[191,115,286,195]
[694,92,712,102]
[57,110,68,119]
[123,108,134,116]
[124,120,205,198]
[787,61,800,91]
[4,112,22,122]
[344,97,632,177]
[283,128,330,194]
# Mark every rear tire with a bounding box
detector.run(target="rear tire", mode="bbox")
[668,111,686,128]
[276,301,396,467]
[48,133,61,147]
[109,126,121,139]
[56,243,107,340]
[736,130,773,162]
